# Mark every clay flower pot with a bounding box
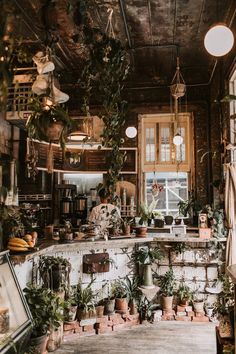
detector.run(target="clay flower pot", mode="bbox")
[164,215,173,225]
[104,299,115,315]
[115,297,128,313]
[95,305,104,318]
[129,299,138,315]
[136,226,147,237]
[162,295,173,311]
[154,219,164,228]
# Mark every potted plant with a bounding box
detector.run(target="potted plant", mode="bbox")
[107,208,123,236]
[133,246,163,288]
[178,283,193,306]
[103,282,116,315]
[112,280,129,314]
[38,256,71,292]
[26,97,76,149]
[153,211,164,228]
[193,293,205,313]
[178,192,202,226]
[164,215,174,225]
[64,286,78,322]
[122,217,134,235]
[159,268,176,311]
[118,276,140,315]
[24,285,64,353]
[75,280,96,320]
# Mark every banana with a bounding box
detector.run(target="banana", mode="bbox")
[8,242,29,248]
[8,245,29,252]
[9,238,29,247]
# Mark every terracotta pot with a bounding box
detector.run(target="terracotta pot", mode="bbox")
[115,297,128,313]
[29,333,48,354]
[174,218,181,225]
[154,219,164,228]
[123,224,131,235]
[164,215,173,225]
[129,299,138,315]
[104,299,115,315]
[46,122,64,142]
[162,296,173,311]
[95,305,104,318]
[76,308,96,321]
[64,305,77,322]
[193,301,204,313]
[136,226,147,237]
[47,323,63,352]
[179,298,189,306]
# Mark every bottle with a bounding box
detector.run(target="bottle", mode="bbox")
[130,196,135,216]
[122,188,127,206]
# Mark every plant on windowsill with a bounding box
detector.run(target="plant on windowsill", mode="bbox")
[178,192,202,226]
[153,211,164,228]
[121,216,134,235]
[159,268,176,311]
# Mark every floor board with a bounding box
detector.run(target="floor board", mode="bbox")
[55,322,217,354]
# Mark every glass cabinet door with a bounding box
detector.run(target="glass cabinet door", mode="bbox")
[0,251,32,354]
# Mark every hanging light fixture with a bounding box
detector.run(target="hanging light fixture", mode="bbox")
[67,130,89,141]
[170,57,185,146]
[125,126,137,138]
[204,24,234,57]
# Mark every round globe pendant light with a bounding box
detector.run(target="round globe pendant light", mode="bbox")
[125,126,137,138]
[173,133,183,146]
[204,24,234,57]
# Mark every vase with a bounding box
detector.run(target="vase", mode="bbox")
[29,334,48,354]
[142,264,153,287]
[115,298,128,313]
[95,305,104,318]
[164,215,173,225]
[129,299,138,315]
[154,219,164,228]
[135,226,147,237]
[162,296,173,311]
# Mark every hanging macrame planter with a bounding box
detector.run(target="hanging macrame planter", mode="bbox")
[170,57,186,99]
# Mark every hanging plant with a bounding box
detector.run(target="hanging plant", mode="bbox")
[80,11,130,194]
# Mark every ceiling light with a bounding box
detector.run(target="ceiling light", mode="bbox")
[204,24,234,57]
[173,133,183,146]
[125,126,137,138]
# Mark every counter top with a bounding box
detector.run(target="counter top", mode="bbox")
[9,234,227,264]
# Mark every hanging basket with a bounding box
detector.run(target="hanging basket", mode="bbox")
[46,122,64,142]
[170,83,186,98]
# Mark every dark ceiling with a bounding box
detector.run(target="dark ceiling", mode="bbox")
[7,0,236,104]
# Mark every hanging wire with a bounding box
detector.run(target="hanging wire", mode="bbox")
[105,8,115,38]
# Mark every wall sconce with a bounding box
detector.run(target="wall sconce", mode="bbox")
[204,24,234,57]
[125,126,137,138]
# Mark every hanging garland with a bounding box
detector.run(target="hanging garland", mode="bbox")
[80,10,130,194]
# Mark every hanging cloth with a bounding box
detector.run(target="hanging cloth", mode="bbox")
[225,163,236,267]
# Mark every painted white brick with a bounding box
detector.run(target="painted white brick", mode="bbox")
[207,267,218,281]
[183,250,195,263]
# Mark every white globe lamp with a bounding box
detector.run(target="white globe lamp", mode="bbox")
[173,133,183,146]
[204,24,234,57]
[125,126,137,138]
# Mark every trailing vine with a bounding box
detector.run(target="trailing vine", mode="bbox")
[80,12,130,194]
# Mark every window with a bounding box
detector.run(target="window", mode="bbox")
[139,113,193,208]
[229,70,236,161]
[146,172,188,216]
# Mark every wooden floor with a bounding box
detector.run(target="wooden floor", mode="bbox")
[55,322,217,354]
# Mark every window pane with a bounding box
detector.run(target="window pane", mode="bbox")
[160,127,170,162]
[145,172,188,216]
[145,127,155,161]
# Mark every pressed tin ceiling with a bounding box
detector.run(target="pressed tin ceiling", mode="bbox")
[7,0,236,102]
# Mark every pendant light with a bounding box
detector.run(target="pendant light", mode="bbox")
[204,24,234,57]
[125,126,137,138]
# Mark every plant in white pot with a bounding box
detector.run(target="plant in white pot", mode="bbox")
[159,268,176,311]
[193,292,205,313]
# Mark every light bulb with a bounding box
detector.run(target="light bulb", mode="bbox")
[204,24,234,57]
[173,133,183,146]
[125,126,137,138]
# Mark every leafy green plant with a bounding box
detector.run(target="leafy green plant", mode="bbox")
[153,211,164,220]
[38,256,71,291]
[24,285,64,338]
[213,274,234,316]
[80,13,130,194]
[0,201,24,249]
[178,192,202,217]
[138,297,157,322]
[26,98,76,150]
[117,276,140,301]
[170,242,190,255]
[133,246,163,265]
[178,283,193,303]
[75,279,95,312]
[159,268,176,297]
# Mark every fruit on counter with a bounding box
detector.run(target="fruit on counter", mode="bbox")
[23,234,32,242]
[7,237,29,252]
[27,241,34,247]
[31,231,38,239]
[8,238,29,247]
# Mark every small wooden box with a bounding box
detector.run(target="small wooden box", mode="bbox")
[171,225,186,235]
[199,228,212,239]
[83,253,110,274]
